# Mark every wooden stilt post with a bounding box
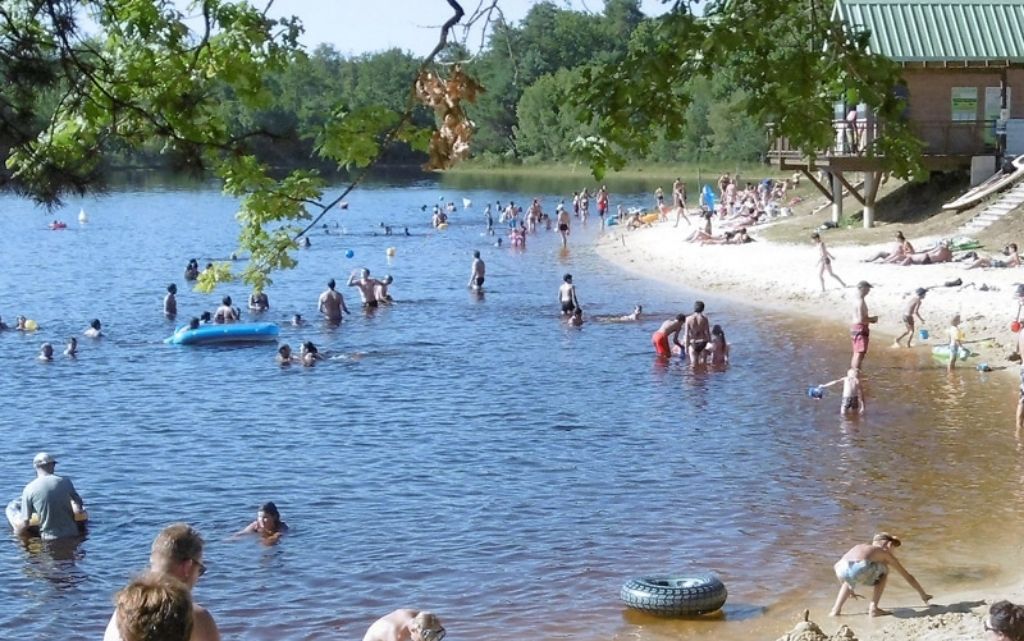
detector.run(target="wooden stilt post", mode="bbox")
[831,171,844,225]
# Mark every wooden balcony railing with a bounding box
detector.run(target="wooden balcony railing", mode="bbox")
[768,119,997,161]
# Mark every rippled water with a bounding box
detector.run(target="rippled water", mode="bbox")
[0,176,1022,641]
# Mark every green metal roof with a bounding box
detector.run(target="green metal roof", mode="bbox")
[833,0,1024,62]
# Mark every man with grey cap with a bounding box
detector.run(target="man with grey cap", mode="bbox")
[15,452,85,539]
[850,280,878,370]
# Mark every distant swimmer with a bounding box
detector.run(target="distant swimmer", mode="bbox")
[318,279,350,323]
[652,314,685,358]
[363,609,445,641]
[569,307,584,327]
[819,368,865,415]
[556,204,571,248]
[15,452,84,539]
[38,343,54,361]
[684,301,711,365]
[709,324,729,365]
[348,269,383,308]
[214,296,240,324]
[829,532,931,617]
[184,259,199,281]
[64,337,77,358]
[621,304,642,321]
[468,251,485,290]
[277,344,296,365]
[291,313,305,326]
[375,276,394,304]
[84,319,103,338]
[187,317,201,331]
[0,315,7,331]
[301,341,323,366]
[558,274,579,315]
[199,311,213,324]
[248,290,270,312]
[850,281,877,370]
[303,236,311,248]
[165,284,178,318]
[485,204,494,235]
[235,501,288,543]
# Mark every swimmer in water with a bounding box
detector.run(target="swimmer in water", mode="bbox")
[214,296,240,324]
[620,304,642,321]
[84,319,103,338]
[318,279,350,323]
[38,343,54,361]
[248,290,269,313]
[468,251,485,290]
[164,284,177,318]
[235,502,289,542]
[64,337,77,358]
[375,276,394,304]
[188,317,201,330]
[569,307,584,327]
[348,269,382,308]
[15,316,32,331]
[819,368,866,416]
[276,344,296,365]
[0,315,8,331]
[558,274,579,316]
[291,313,304,326]
[300,341,323,366]
[652,314,686,358]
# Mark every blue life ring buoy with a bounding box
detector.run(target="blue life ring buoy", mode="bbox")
[621,574,727,616]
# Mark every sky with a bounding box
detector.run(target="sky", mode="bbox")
[259,0,674,57]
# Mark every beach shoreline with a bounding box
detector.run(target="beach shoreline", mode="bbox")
[593,222,1024,640]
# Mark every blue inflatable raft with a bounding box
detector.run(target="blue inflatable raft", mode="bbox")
[165,322,280,346]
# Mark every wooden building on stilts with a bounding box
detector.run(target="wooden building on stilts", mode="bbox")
[769,0,1024,227]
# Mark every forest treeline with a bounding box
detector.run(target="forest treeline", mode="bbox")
[138,0,769,170]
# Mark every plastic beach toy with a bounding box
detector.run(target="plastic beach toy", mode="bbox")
[1012,321,1022,333]
[345,249,355,258]
[386,247,396,257]
[807,386,824,399]
[919,328,930,340]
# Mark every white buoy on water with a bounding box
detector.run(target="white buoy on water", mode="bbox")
[78,208,88,224]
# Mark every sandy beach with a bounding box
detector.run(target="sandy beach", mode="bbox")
[597,223,1024,373]
[595,221,1024,641]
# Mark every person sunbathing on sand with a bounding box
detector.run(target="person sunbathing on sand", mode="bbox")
[829,532,931,617]
[965,243,1020,269]
[901,241,952,266]
[864,231,914,263]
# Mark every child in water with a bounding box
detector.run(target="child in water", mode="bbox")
[709,324,729,365]
[236,501,289,543]
[277,344,296,365]
[569,308,584,327]
[947,314,964,372]
[819,368,865,416]
[38,343,54,361]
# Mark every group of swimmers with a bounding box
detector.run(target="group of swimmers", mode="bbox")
[648,301,729,366]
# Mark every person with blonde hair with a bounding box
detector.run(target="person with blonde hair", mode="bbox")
[829,532,931,617]
[114,574,194,641]
[362,609,445,641]
[104,523,220,641]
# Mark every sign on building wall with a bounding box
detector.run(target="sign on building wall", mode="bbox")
[951,87,979,121]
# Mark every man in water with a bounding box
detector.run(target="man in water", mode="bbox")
[829,532,931,617]
[652,314,685,358]
[103,523,220,641]
[318,279,349,323]
[363,609,444,641]
[164,284,178,318]
[850,281,877,370]
[38,342,54,361]
[348,269,383,308]
[375,276,394,304]
[468,251,485,290]
[84,319,104,338]
[556,204,570,248]
[15,452,85,540]
[112,574,194,641]
[213,296,239,324]
[484,204,494,235]
[558,274,579,315]
[248,290,269,312]
[684,301,711,365]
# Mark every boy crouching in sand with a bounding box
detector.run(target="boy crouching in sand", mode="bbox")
[820,368,865,416]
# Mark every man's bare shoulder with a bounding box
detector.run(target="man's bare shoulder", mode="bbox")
[193,603,221,641]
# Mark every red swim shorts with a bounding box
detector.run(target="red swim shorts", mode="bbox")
[850,323,870,354]
[652,331,671,357]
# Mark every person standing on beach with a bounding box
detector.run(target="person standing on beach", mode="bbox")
[557,205,571,248]
[850,281,877,370]
[813,232,847,292]
[558,274,579,315]
[685,301,711,365]
[829,532,931,617]
[318,279,349,323]
[103,523,220,641]
[652,314,686,358]
[468,251,485,290]
[893,288,926,348]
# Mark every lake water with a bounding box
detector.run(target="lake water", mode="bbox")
[0,174,1022,641]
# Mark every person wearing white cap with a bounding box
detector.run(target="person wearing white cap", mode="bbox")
[15,452,84,539]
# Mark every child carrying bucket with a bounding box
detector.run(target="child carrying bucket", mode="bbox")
[893,288,927,348]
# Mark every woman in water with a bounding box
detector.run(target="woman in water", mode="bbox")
[709,324,729,366]
[236,502,289,542]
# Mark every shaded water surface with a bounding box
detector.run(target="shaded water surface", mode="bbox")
[0,177,1022,641]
